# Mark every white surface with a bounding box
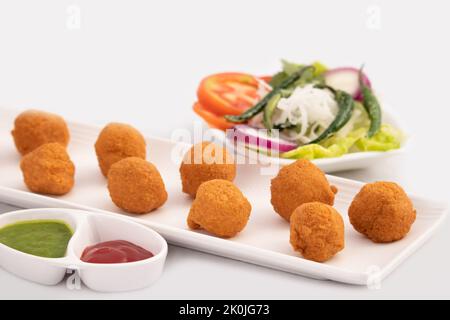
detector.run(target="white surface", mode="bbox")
[0,208,167,292]
[1,108,445,286]
[0,0,449,299]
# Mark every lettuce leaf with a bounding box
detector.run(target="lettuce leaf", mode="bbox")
[355,124,404,152]
[270,60,327,88]
[280,124,403,160]
[281,128,366,160]
[281,60,327,77]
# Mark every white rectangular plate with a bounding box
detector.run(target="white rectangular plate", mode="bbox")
[0,108,447,285]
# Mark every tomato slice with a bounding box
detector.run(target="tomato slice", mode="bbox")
[193,102,235,131]
[197,73,260,116]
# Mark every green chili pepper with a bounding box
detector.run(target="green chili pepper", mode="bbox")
[307,90,355,145]
[359,67,382,138]
[225,66,314,123]
[263,93,281,129]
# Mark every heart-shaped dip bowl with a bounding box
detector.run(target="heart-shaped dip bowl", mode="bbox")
[0,208,168,292]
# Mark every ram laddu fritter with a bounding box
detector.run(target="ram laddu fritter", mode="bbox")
[95,123,147,177]
[187,179,251,238]
[290,202,345,263]
[107,157,167,214]
[20,143,75,195]
[348,181,416,243]
[12,110,70,156]
[180,142,236,197]
[271,159,338,221]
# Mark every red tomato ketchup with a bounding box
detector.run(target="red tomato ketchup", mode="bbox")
[81,240,153,264]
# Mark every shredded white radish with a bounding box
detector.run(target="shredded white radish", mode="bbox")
[272,84,338,143]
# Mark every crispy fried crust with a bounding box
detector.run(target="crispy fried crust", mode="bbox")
[107,157,167,214]
[290,202,345,263]
[95,123,146,177]
[12,110,70,156]
[348,181,416,243]
[20,143,75,195]
[187,179,251,238]
[271,159,337,221]
[180,142,236,197]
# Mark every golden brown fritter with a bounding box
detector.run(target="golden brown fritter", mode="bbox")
[348,181,416,243]
[12,110,70,156]
[20,143,75,195]
[107,157,167,214]
[180,142,236,197]
[290,202,345,263]
[187,179,251,238]
[271,159,337,221]
[95,123,146,177]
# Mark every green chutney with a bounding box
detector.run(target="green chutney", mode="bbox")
[0,220,73,258]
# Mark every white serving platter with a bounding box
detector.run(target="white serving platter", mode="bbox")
[209,105,409,173]
[0,107,447,286]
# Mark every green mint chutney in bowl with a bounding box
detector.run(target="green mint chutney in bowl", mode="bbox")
[0,220,73,258]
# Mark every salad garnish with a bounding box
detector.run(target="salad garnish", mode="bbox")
[193,60,404,160]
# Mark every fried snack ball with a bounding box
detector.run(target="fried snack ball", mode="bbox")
[348,182,416,243]
[107,157,167,214]
[290,202,345,263]
[95,123,146,177]
[20,143,75,195]
[271,159,338,221]
[187,179,251,238]
[180,142,236,197]
[12,110,70,155]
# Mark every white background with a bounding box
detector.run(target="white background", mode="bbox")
[0,0,449,299]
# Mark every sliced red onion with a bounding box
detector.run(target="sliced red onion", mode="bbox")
[226,125,297,153]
